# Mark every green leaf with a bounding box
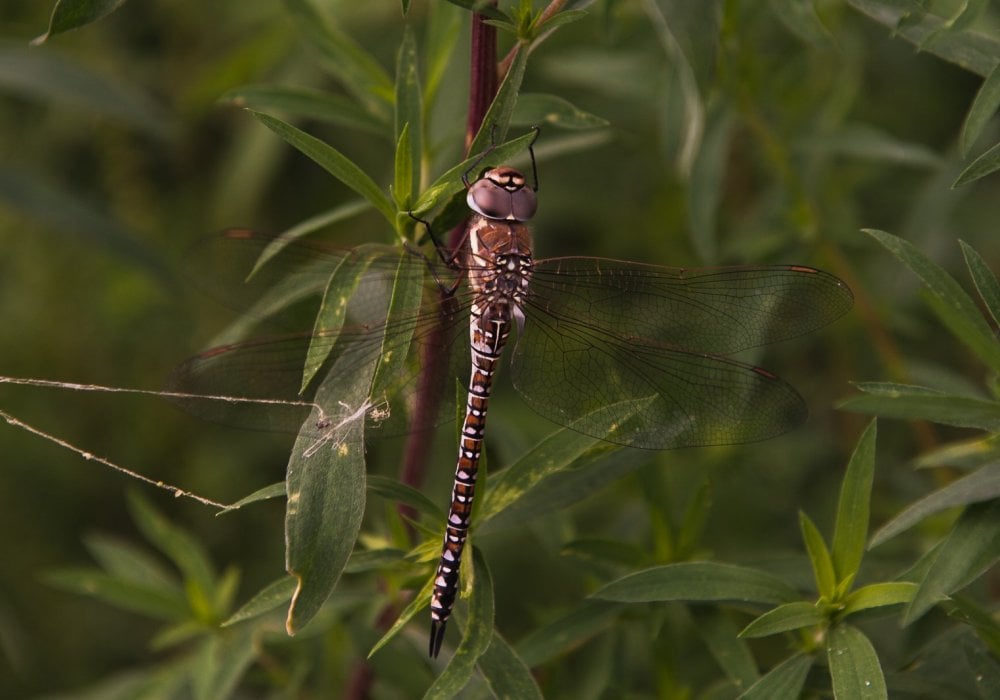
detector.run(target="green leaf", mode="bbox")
[845,0,1000,78]
[832,420,877,583]
[871,464,1000,546]
[468,46,529,155]
[479,399,648,525]
[826,625,887,700]
[960,62,1000,156]
[284,364,370,633]
[34,0,129,43]
[424,1,463,111]
[368,475,444,521]
[43,567,188,620]
[950,596,1000,655]
[394,26,422,207]
[301,247,384,391]
[223,577,296,626]
[441,0,506,21]
[425,547,495,698]
[511,93,609,130]
[904,499,1000,624]
[0,46,167,135]
[868,229,1000,372]
[343,548,408,574]
[802,124,942,168]
[739,654,813,700]
[222,85,391,137]
[914,434,1000,470]
[394,123,414,210]
[692,608,759,690]
[677,478,712,559]
[515,601,623,667]
[769,0,836,47]
[954,140,1000,187]
[412,129,543,215]
[961,240,1000,328]
[83,533,177,591]
[284,0,393,118]
[369,252,426,405]
[251,111,396,225]
[247,200,372,277]
[592,562,799,605]
[839,382,1000,431]
[369,572,435,658]
[220,482,286,513]
[191,625,257,700]
[800,512,836,599]
[475,629,543,700]
[127,491,216,600]
[740,602,825,638]
[687,104,734,261]
[842,582,916,615]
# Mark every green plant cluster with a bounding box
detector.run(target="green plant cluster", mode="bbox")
[3,1,1000,698]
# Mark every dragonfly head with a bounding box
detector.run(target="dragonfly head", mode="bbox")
[467,166,537,222]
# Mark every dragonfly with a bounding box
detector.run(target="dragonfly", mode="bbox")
[171,153,853,658]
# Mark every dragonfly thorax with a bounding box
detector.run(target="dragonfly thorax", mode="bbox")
[466,166,537,222]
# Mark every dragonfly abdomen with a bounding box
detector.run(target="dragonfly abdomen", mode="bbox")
[428,304,512,657]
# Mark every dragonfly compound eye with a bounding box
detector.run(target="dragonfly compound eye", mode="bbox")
[467,167,537,222]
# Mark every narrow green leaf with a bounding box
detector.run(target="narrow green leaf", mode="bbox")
[593,562,799,605]
[692,608,759,690]
[302,246,384,391]
[961,62,1000,156]
[800,512,837,599]
[845,1,1000,78]
[343,548,408,574]
[904,499,1000,624]
[950,596,1000,655]
[687,104,734,261]
[868,229,1000,372]
[34,0,129,43]
[839,382,1000,431]
[43,567,188,620]
[677,478,712,559]
[284,0,394,117]
[393,123,414,210]
[424,1,462,111]
[468,46,529,155]
[369,572,435,658]
[515,601,623,667]
[369,252,425,403]
[220,482,286,513]
[475,629,543,700]
[285,361,370,633]
[915,434,1000,470]
[251,111,395,225]
[223,577,296,626]
[191,625,257,700]
[740,602,825,638]
[425,548,495,698]
[842,582,916,615]
[645,0,704,176]
[412,130,539,215]
[769,0,836,47]
[479,399,648,525]
[827,625,888,700]
[871,463,1000,546]
[511,93,610,130]
[394,26,422,206]
[954,140,1000,187]
[367,475,444,521]
[248,200,372,277]
[127,491,216,598]
[833,420,877,583]
[83,533,176,591]
[738,654,813,700]
[222,85,391,137]
[802,124,942,167]
[960,240,1000,328]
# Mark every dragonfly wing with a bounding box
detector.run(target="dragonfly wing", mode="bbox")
[529,258,853,355]
[509,308,807,449]
[168,240,471,439]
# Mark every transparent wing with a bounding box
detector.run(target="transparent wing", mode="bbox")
[168,231,472,438]
[510,257,852,449]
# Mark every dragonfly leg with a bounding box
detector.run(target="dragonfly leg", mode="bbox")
[406,212,466,295]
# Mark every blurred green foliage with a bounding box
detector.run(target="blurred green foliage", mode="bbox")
[2,0,1000,697]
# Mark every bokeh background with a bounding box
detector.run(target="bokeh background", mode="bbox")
[1,0,999,696]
